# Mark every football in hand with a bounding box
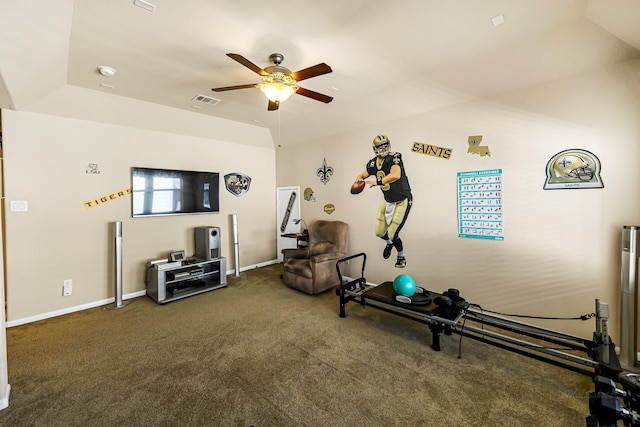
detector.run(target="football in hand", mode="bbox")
[350,180,365,194]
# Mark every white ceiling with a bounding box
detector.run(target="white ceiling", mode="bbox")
[0,0,639,147]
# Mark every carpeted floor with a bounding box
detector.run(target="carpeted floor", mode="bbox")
[0,263,593,426]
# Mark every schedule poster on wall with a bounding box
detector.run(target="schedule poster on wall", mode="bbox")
[457,169,503,241]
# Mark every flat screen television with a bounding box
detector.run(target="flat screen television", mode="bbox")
[132,167,220,217]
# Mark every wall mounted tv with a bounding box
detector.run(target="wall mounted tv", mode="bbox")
[132,167,220,217]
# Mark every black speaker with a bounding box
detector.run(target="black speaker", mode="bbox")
[195,227,220,260]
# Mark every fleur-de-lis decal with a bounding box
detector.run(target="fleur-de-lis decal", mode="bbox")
[316,158,334,185]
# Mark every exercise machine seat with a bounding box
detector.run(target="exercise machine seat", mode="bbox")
[282,220,349,295]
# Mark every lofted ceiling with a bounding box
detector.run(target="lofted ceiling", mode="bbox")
[0,0,639,147]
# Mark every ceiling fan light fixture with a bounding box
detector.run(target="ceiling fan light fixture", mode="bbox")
[259,82,297,103]
[259,72,298,103]
[213,53,333,110]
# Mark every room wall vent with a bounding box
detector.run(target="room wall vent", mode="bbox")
[192,94,221,105]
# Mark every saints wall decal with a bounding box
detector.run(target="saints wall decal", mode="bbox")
[316,158,333,185]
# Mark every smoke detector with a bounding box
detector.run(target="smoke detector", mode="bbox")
[97,65,116,77]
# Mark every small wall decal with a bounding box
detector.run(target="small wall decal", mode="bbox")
[316,158,334,185]
[467,135,491,157]
[324,204,335,215]
[280,191,296,233]
[543,149,603,189]
[224,172,251,196]
[86,163,101,174]
[411,141,452,159]
[304,187,316,202]
[83,187,131,209]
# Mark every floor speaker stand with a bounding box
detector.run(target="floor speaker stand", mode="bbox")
[106,221,130,309]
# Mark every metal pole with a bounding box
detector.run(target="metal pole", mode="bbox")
[620,225,639,370]
[106,221,129,309]
[232,214,240,277]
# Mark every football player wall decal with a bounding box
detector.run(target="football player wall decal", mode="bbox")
[354,134,413,268]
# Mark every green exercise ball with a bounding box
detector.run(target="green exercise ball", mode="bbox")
[393,274,416,297]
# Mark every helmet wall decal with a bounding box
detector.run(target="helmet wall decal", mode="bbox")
[303,187,316,202]
[543,149,603,189]
[372,134,391,157]
[224,172,251,196]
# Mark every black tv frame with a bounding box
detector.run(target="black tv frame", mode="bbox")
[131,166,220,217]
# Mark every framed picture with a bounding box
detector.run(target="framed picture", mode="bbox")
[170,250,186,262]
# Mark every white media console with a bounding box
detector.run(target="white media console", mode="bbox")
[146,257,227,304]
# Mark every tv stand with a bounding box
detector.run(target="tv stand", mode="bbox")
[146,257,227,304]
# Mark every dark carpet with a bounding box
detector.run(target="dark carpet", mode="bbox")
[0,264,592,426]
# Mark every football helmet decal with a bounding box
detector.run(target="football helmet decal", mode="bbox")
[303,187,316,202]
[373,134,391,157]
[544,149,603,189]
[552,155,594,181]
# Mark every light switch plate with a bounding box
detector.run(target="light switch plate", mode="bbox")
[10,200,28,212]
[63,279,72,296]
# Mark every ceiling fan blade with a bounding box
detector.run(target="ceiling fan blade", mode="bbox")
[267,100,279,111]
[211,83,258,92]
[296,87,333,104]
[291,63,332,82]
[227,53,268,76]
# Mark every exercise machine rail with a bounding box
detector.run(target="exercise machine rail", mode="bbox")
[335,253,637,426]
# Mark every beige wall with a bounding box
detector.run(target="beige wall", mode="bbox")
[2,103,276,323]
[2,59,639,343]
[276,60,640,340]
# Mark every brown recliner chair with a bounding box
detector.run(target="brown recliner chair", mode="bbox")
[281,220,349,295]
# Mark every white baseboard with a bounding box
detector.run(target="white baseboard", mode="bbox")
[233,259,280,272]
[6,259,281,328]
[6,291,145,328]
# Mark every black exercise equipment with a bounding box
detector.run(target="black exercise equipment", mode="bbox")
[393,286,432,305]
[334,253,638,426]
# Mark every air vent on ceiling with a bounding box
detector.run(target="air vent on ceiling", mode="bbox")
[191,94,221,105]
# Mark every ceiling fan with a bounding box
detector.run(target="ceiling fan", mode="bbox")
[212,53,333,111]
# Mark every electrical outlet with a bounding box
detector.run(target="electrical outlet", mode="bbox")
[63,279,72,296]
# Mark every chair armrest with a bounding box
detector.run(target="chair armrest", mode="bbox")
[311,252,346,263]
[282,247,310,260]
